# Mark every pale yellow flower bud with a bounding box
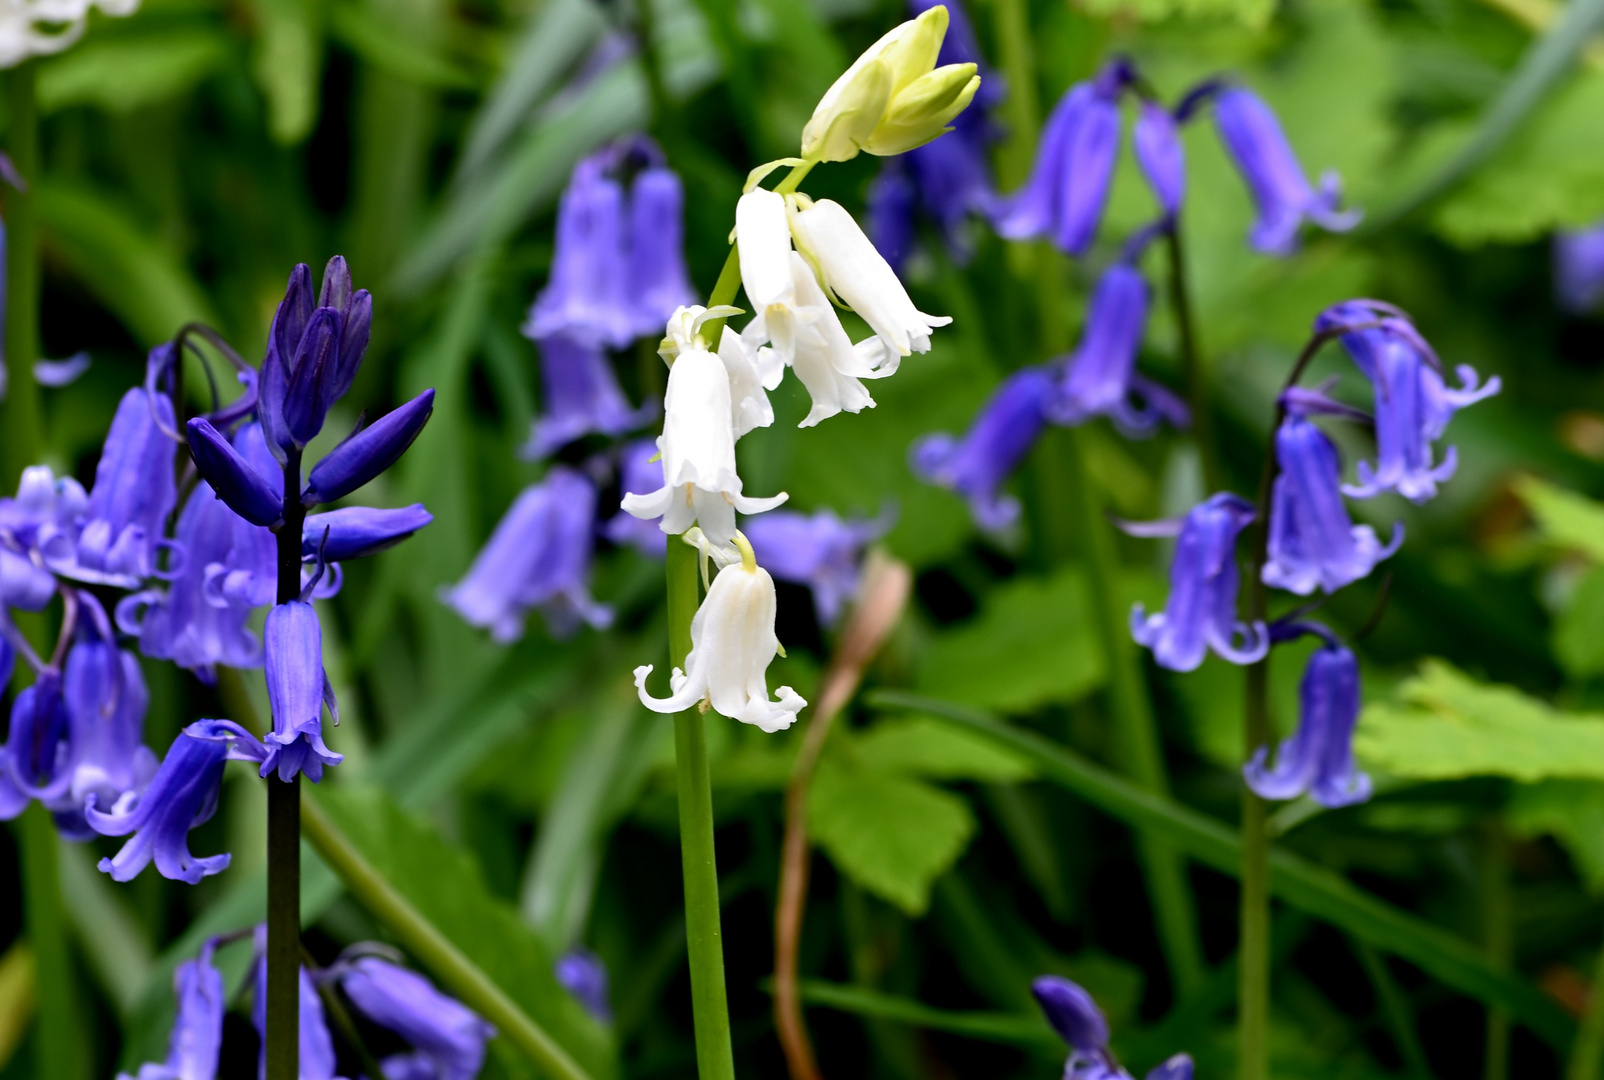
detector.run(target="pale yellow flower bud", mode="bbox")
[863,62,980,156]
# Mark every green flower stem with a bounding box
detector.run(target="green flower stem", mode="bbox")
[1482,822,1512,1080]
[1566,935,1604,1080]
[1162,222,1221,492]
[2,62,42,485]
[1241,504,1274,1080]
[1064,426,1205,998]
[299,791,596,1080]
[19,803,86,1080]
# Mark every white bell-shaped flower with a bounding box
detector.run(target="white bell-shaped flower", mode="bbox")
[633,533,807,732]
[787,195,951,364]
[623,307,786,546]
[737,189,811,369]
[779,252,881,427]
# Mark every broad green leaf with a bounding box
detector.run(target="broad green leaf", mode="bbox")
[854,715,1035,782]
[249,0,324,144]
[1512,474,1604,563]
[38,30,230,113]
[329,2,476,90]
[914,567,1105,712]
[1555,565,1604,679]
[1355,660,1604,781]
[1508,779,1604,893]
[809,762,976,915]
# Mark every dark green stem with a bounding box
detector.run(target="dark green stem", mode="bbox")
[1482,822,1511,1080]
[1162,222,1220,492]
[3,62,41,486]
[1566,932,1604,1080]
[1355,939,1432,1079]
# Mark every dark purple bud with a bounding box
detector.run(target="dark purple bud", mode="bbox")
[283,307,343,446]
[186,417,284,527]
[272,263,315,375]
[261,601,342,783]
[258,339,292,465]
[302,505,432,561]
[319,254,352,312]
[1135,101,1184,219]
[1032,976,1109,1054]
[1244,628,1371,807]
[742,506,891,627]
[303,389,435,505]
[520,335,651,460]
[125,937,226,1080]
[330,288,372,403]
[554,950,613,1022]
[338,957,496,1078]
[1146,1054,1195,1080]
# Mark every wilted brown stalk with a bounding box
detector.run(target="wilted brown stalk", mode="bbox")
[774,552,914,1080]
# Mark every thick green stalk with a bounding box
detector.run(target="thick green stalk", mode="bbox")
[1064,427,1205,997]
[19,804,85,1080]
[1566,934,1604,1080]
[1162,223,1221,492]
[2,63,41,485]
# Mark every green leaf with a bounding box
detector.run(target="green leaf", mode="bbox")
[808,762,976,915]
[37,30,230,113]
[1078,0,1272,28]
[1512,474,1604,562]
[788,979,1057,1047]
[248,0,325,144]
[854,715,1035,782]
[1508,779,1604,893]
[1555,566,1604,679]
[329,2,477,90]
[1355,660,1604,781]
[914,567,1105,712]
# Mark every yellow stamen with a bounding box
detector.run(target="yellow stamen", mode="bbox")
[732,530,758,573]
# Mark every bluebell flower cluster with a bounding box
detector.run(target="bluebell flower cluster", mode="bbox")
[1555,221,1604,313]
[118,936,226,1080]
[1033,975,1193,1080]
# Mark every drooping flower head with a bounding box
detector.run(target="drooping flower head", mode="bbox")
[259,600,343,783]
[742,506,891,626]
[1129,492,1268,672]
[336,957,496,1080]
[259,257,374,462]
[119,937,225,1080]
[522,331,656,459]
[1134,101,1185,221]
[1555,221,1604,313]
[1033,975,1194,1080]
[1244,622,1371,807]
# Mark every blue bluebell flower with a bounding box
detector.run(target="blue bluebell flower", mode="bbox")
[912,364,1056,531]
[337,956,496,1079]
[521,332,655,459]
[40,384,178,586]
[1033,975,1194,1080]
[259,257,373,460]
[251,933,342,1080]
[1263,401,1402,595]
[54,612,158,839]
[187,416,284,528]
[554,949,612,1022]
[302,389,436,505]
[1244,622,1370,807]
[1046,258,1189,436]
[1555,222,1604,313]
[441,467,613,642]
[1129,492,1268,671]
[526,152,636,349]
[88,719,265,884]
[626,158,698,337]
[260,601,342,783]
[742,506,890,626]
[603,439,669,558]
[2,669,71,804]
[1135,101,1184,220]
[994,59,1130,255]
[1203,85,1359,255]
[119,937,225,1080]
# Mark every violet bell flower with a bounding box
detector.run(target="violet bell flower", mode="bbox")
[260,600,343,783]
[912,362,1055,531]
[1555,221,1604,313]
[742,506,891,626]
[336,956,496,1080]
[1033,975,1194,1080]
[259,257,373,461]
[604,438,669,557]
[993,59,1130,255]
[1135,100,1185,220]
[251,933,343,1080]
[521,332,655,459]
[88,719,266,884]
[0,668,71,806]
[1262,398,1402,595]
[1244,622,1371,807]
[626,153,698,337]
[1128,492,1269,672]
[119,937,225,1080]
[441,466,613,642]
[525,151,635,348]
[555,949,613,1021]
[634,533,807,732]
[1046,255,1189,436]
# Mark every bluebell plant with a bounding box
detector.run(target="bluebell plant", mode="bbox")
[1555,220,1604,313]
[1033,975,1194,1080]
[555,949,614,1022]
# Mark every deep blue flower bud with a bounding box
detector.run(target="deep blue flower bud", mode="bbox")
[995,60,1129,255]
[1032,976,1109,1053]
[338,956,496,1079]
[261,601,342,783]
[1135,101,1184,219]
[2,669,71,803]
[626,164,697,338]
[1244,624,1371,807]
[1130,493,1268,671]
[520,334,652,460]
[1145,1055,1195,1080]
[1210,85,1359,255]
[330,288,373,404]
[912,364,1054,531]
[1263,407,1402,595]
[526,153,635,348]
[259,263,315,462]
[41,385,178,586]
[603,439,669,557]
[319,254,352,311]
[441,467,613,642]
[302,505,433,561]
[186,417,284,527]
[1556,222,1604,313]
[261,259,374,456]
[303,389,436,505]
[1046,261,1189,436]
[554,949,612,1022]
[88,719,265,883]
[251,935,341,1080]
[119,937,225,1080]
[743,506,891,626]
[283,307,344,446]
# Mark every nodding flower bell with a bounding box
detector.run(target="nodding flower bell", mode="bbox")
[737,188,808,369]
[605,439,670,557]
[56,613,158,838]
[781,252,882,427]
[1135,101,1185,220]
[336,957,496,1080]
[1201,85,1359,256]
[522,332,655,459]
[1555,222,1604,313]
[555,949,613,1021]
[1,669,71,805]
[742,506,890,626]
[259,257,373,459]
[627,161,698,337]
[1033,975,1194,1080]
[634,532,807,732]
[120,937,225,1080]
[442,466,613,641]
[993,59,1129,255]
[621,306,787,548]
[912,363,1054,531]
[1263,401,1402,595]
[1046,257,1189,436]
[526,152,634,348]
[260,600,343,783]
[251,937,341,1080]
[1244,623,1371,808]
[1129,492,1269,672]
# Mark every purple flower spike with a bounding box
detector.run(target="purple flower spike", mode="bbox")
[303,388,436,505]
[120,937,226,1080]
[526,153,635,349]
[441,467,613,641]
[88,720,264,884]
[994,60,1129,255]
[742,506,891,626]
[1555,222,1604,313]
[302,505,433,561]
[521,333,654,460]
[186,417,284,527]
[555,949,613,1022]
[912,364,1055,531]
[339,957,496,1080]
[261,601,342,783]
[1211,86,1360,255]
[604,439,669,558]
[1032,976,1109,1054]
[1131,493,1268,672]
[1135,101,1184,219]
[251,939,341,1080]
[260,258,374,458]
[1244,625,1371,807]
[1263,409,1402,595]
[1047,261,1189,436]
[626,165,697,337]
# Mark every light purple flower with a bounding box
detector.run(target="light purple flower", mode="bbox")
[1244,623,1370,807]
[260,601,343,783]
[118,937,225,1080]
[338,957,496,1079]
[1556,222,1604,313]
[555,950,612,1022]
[603,439,669,557]
[626,160,697,337]
[525,153,635,349]
[742,507,890,626]
[1134,101,1184,219]
[521,332,654,459]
